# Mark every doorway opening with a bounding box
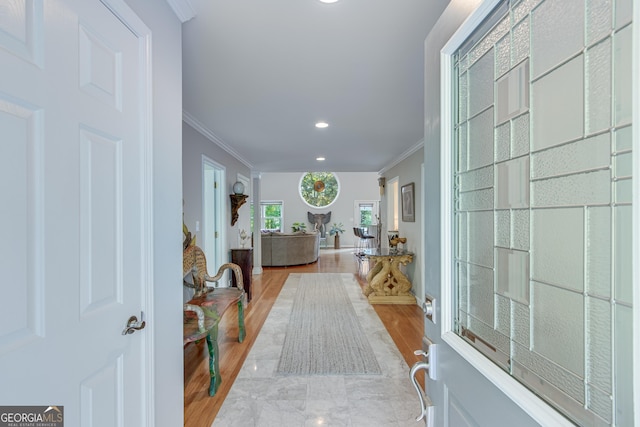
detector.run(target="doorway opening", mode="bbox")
[202,156,226,283]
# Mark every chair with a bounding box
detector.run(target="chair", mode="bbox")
[353,227,370,275]
[353,227,363,252]
[183,245,246,396]
[357,227,375,251]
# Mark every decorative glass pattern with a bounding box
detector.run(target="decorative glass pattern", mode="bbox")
[511,17,530,65]
[530,0,584,78]
[586,207,611,298]
[614,26,632,125]
[531,56,584,151]
[586,39,612,134]
[495,122,510,161]
[469,49,495,117]
[451,0,633,424]
[586,0,612,45]
[468,108,495,169]
[511,113,529,157]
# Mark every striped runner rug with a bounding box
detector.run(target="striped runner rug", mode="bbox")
[276,273,382,375]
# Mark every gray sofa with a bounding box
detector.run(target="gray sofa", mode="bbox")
[261,232,320,267]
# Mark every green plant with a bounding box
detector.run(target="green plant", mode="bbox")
[291,222,307,232]
[329,222,345,236]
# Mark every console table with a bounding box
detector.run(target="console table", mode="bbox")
[231,248,253,302]
[361,248,416,304]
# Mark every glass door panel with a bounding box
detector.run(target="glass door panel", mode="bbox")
[451,0,634,424]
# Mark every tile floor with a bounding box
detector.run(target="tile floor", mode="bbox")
[212,273,422,427]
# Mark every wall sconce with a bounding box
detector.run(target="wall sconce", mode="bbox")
[230,181,248,226]
[378,177,386,196]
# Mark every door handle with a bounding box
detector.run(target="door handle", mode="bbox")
[122,312,146,335]
[410,348,435,424]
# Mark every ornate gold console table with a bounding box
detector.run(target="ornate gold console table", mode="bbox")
[362,249,416,305]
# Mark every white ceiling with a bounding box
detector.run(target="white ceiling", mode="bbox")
[181,0,451,173]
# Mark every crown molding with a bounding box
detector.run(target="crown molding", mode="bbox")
[378,139,424,175]
[183,110,254,170]
[165,0,196,23]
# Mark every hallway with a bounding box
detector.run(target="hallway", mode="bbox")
[184,249,424,426]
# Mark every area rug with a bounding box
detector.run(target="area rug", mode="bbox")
[276,273,382,375]
[213,272,419,426]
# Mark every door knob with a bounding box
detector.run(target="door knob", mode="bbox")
[122,312,146,335]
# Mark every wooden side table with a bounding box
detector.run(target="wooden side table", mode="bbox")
[231,248,253,302]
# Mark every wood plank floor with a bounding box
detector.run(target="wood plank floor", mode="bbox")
[184,248,424,427]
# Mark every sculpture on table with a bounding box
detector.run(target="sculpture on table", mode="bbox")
[239,229,250,248]
[389,235,407,251]
[307,211,331,238]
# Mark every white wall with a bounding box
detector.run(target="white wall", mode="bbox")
[261,172,379,247]
[124,0,183,425]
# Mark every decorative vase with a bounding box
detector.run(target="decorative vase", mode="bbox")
[334,233,341,249]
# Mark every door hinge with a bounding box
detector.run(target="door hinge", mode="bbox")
[215,231,219,238]
[214,181,218,189]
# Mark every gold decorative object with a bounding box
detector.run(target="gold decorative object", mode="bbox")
[389,236,407,249]
[230,194,248,226]
[362,250,416,305]
[313,180,325,192]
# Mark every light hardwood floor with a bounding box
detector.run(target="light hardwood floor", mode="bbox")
[184,248,424,427]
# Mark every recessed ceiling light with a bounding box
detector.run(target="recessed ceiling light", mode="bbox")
[319,0,339,3]
[315,122,329,128]
[316,157,325,161]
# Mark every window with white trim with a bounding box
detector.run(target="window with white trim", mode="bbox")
[260,201,283,232]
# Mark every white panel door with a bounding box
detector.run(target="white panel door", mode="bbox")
[0,0,152,425]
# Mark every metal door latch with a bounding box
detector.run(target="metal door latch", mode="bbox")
[424,294,436,323]
[122,312,146,335]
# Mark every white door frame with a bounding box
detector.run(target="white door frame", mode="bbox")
[202,155,226,278]
[632,1,640,423]
[88,1,156,422]
[101,2,155,421]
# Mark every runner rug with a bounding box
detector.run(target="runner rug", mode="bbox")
[276,273,382,375]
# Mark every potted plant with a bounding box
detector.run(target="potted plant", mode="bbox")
[291,222,307,232]
[329,222,345,249]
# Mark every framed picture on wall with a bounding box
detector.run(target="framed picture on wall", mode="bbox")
[401,182,415,222]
